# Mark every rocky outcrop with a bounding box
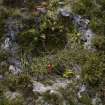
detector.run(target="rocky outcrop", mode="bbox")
[32,79,70,94]
[59,8,95,49]
[1,17,22,75]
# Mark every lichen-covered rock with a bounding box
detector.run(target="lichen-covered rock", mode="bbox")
[4,91,22,100]
[9,65,21,75]
[32,78,71,94]
[33,81,51,94]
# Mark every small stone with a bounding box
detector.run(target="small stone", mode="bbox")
[76,75,80,80]
[0,75,3,80]
[77,84,86,98]
[9,65,21,75]
[36,7,47,14]
[58,2,64,5]
[59,9,70,17]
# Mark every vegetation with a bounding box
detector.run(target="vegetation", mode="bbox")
[0,0,105,105]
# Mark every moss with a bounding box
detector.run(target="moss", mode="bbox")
[0,95,24,105]
[79,93,92,105]
[43,91,64,105]
[11,8,22,17]
[0,51,9,62]
[63,70,75,78]
[18,28,39,52]
[92,35,105,51]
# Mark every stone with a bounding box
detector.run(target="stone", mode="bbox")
[59,8,70,17]
[92,94,103,105]
[33,79,70,94]
[33,81,51,93]
[36,7,47,14]
[0,75,3,80]
[1,38,11,51]
[78,84,86,98]
[4,91,22,100]
[9,65,21,75]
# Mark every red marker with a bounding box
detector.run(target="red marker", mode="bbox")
[48,64,53,73]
